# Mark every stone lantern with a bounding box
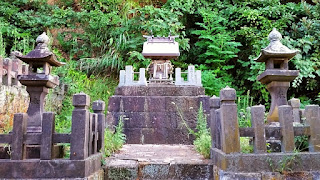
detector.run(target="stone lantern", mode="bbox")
[17,32,65,132]
[256,28,299,122]
[142,35,180,83]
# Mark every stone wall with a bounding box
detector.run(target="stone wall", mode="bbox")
[107,85,210,144]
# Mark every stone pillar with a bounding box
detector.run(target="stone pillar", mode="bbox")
[139,68,147,85]
[267,81,290,122]
[26,86,49,132]
[11,113,27,160]
[187,65,195,84]
[70,93,90,160]
[196,70,202,86]
[278,105,295,152]
[119,70,125,87]
[125,66,133,84]
[219,87,240,154]
[209,96,220,149]
[251,105,267,153]
[175,68,182,85]
[305,105,320,152]
[93,100,105,153]
[40,112,55,160]
[288,98,301,123]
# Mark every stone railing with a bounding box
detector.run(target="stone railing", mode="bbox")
[0,54,28,86]
[118,65,202,87]
[0,93,105,179]
[119,65,147,86]
[175,65,202,86]
[210,87,320,173]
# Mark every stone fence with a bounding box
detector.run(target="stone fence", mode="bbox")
[210,87,320,175]
[118,65,202,86]
[0,93,105,179]
[0,54,28,87]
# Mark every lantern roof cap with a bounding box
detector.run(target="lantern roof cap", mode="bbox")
[17,32,65,67]
[255,28,298,62]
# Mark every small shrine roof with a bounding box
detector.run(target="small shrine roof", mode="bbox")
[142,35,180,58]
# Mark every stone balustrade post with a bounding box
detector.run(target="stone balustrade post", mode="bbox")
[196,70,202,86]
[251,105,267,153]
[125,66,133,84]
[118,70,125,87]
[305,105,320,152]
[219,87,240,153]
[278,105,295,152]
[174,68,182,85]
[288,98,301,123]
[70,93,90,160]
[210,96,220,149]
[11,113,28,160]
[93,100,106,153]
[139,68,147,85]
[40,112,55,160]
[187,65,195,84]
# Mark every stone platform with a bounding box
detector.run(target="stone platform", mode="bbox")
[104,144,213,180]
[107,85,210,144]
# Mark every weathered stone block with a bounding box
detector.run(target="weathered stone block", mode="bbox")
[142,128,168,144]
[165,96,190,112]
[72,92,90,107]
[92,100,105,112]
[220,86,236,101]
[140,162,170,179]
[170,164,213,180]
[107,96,121,112]
[123,128,142,144]
[122,96,146,112]
[104,159,138,180]
[146,96,166,112]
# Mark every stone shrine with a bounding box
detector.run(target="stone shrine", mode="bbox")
[107,35,209,144]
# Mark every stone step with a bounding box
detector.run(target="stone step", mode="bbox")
[104,144,213,180]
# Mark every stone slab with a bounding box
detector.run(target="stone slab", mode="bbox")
[104,144,212,180]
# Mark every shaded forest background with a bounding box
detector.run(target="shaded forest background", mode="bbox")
[0,0,320,119]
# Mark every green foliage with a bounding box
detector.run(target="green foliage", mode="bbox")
[175,102,211,159]
[104,116,126,157]
[267,153,300,173]
[193,102,211,159]
[240,137,254,154]
[46,60,118,133]
[237,91,254,127]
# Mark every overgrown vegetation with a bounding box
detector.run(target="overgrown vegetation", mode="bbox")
[0,0,319,105]
[267,152,300,173]
[104,116,126,157]
[177,102,211,158]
